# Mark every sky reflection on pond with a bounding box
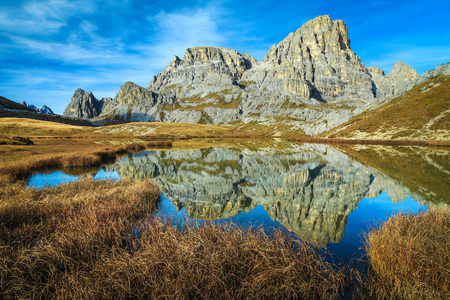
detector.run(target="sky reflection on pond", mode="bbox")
[26,144,447,262]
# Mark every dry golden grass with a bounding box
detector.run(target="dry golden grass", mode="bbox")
[146,140,172,147]
[324,75,450,141]
[0,141,124,181]
[0,175,349,299]
[365,209,450,299]
[95,221,348,299]
[0,177,160,299]
[126,142,146,151]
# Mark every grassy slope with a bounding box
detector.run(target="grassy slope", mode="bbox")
[324,75,450,141]
[0,96,36,111]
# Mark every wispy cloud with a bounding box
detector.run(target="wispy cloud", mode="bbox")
[0,0,96,35]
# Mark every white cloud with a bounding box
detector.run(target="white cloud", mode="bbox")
[0,0,96,35]
[144,7,228,64]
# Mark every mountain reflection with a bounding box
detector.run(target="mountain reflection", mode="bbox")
[106,143,447,246]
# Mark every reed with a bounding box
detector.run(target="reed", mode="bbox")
[93,220,348,299]
[365,209,450,299]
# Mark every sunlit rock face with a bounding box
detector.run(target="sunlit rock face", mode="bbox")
[65,15,428,135]
[104,144,431,246]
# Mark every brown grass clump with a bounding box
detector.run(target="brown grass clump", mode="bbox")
[365,209,450,299]
[0,143,122,181]
[0,178,160,299]
[97,221,348,299]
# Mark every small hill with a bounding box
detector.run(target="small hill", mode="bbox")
[0,96,94,127]
[324,75,450,141]
[0,96,36,112]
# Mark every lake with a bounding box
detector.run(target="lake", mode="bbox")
[27,142,449,262]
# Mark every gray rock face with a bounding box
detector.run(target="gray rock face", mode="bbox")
[95,82,175,124]
[369,62,419,98]
[21,101,55,115]
[417,62,450,84]
[64,15,436,135]
[242,15,374,103]
[63,88,109,119]
[148,46,254,95]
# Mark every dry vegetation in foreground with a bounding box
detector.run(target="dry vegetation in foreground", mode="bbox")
[365,209,450,299]
[0,175,348,299]
[0,177,160,299]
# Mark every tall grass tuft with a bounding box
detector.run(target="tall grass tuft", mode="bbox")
[95,221,348,299]
[0,178,160,299]
[365,209,450,299]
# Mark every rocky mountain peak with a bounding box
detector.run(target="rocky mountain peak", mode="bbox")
[20,101,55,115]
[147,46,256,94]
[263,15,353,64]
[63,88,106,119]
[388,62,419,81]
[242,15,372,103]
[370,62,420,99]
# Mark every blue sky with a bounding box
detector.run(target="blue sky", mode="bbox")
[1,0,449,114]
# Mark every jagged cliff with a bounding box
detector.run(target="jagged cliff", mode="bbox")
[63,88,112,119]
[64,15,445,136]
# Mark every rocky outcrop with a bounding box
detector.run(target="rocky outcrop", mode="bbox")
[93,82,175,124]
[63,88,111,119]
[241,15,374,103]
[417,62,450,84]
[369,62,419,98]
[21,101,55,115]
[148,46,254,96]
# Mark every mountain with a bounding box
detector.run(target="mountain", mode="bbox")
[21,101,55,115]
[324,65,450,141]
[63,15,444,137]
[63,88,112,119]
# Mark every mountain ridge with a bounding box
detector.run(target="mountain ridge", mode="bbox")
[62,15,449,139]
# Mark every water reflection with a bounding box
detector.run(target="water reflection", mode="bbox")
[28,168,121,188]
[27,143,448,258]
[105,144,444,247]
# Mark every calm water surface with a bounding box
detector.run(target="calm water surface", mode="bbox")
[28,143,449,261]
